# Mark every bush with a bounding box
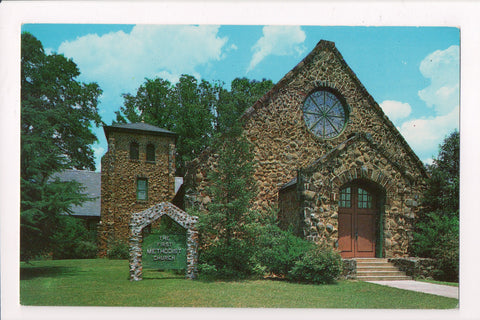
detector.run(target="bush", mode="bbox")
[51,216,97,259]
[252,224,314,277]
[287,247,343,284]
[107,240,129,260]
[412,211,459,282]
[411,131,459,282]
[199,238,260,279]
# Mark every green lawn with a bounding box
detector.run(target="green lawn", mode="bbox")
[20,259,458,308]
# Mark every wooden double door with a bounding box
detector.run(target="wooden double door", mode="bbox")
[338,184,378,258]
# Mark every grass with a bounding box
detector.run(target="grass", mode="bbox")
[20,259,458,308]
[417,278,459,287]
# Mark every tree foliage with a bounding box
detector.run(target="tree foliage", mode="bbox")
[216,78,274,133]
[20,33,102,260]
[412,130,459,281]
[196,123,259,278]
[116,76,274,174]
[421,130,460,219]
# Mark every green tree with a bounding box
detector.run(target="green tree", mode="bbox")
[116,76,274,174]
[196,123,259,278]
[412,130,459,281]
[116,75,219,175]
[216,78,274,133]
[21,33,102,261]
[173,76,218,174]
[421,130,459,218]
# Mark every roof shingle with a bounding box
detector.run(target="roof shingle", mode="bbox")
[53,170,101,217]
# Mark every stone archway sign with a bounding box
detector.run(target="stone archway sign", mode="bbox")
[129,202,198,281]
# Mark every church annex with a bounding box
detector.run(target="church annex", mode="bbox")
[184,40,427,259]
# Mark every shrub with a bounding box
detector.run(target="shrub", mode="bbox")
[199,238,260,279]
[411,131,459,282]
[252,224,314,277]
[107,240,129,260]
[287,247,343,284]
[412,212,459,282]
[51,216,97,259]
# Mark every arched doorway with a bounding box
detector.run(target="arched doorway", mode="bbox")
[338,180,384,258]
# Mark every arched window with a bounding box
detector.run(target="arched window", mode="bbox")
[146,143,155,162]
[130,142,139,160]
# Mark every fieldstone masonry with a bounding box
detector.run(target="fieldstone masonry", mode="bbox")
[388,257,438,279]
[129,202,198,281]
[185,40,427,258]
[296,132,423,257]
[98,123,177,256]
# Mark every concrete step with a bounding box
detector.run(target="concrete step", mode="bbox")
[354,258,412,281]
[355,258,389,262]
[357,271,407,277]
[356,262,392,267]
[357,264,398,271]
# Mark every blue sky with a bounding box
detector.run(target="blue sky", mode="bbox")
[22,24,459,170]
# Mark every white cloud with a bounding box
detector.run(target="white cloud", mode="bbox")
[59,25,227,81]
[247,26,306,73]
[418,45,459,116]
[57,25,229,170]
[399,105,459,159]
[380,100,412,123]
[384,46,460,163]
[57,25,229,123]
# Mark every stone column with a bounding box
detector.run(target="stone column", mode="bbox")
[186,228,199,280]
[129,226,143,281]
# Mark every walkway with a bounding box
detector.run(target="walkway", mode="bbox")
[367,280,458,299]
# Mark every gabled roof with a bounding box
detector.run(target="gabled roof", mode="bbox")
[104,122,176,140]
[241,40,426,177]
[53,169,101,217]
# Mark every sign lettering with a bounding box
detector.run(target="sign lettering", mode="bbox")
[143,233,187,270]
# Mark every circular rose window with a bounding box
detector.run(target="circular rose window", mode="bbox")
[302,89,348,139]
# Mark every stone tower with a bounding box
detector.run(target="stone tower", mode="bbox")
[97,122,176,256]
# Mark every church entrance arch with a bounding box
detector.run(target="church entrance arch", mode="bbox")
[338,180,385,258]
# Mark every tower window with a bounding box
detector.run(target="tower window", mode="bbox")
[146,143,155,162]
[137,178,148,201]
[130,142,139,160]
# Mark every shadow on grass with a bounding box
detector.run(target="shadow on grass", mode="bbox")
[20,266,77,280]
[141,276,185,281]
[141,269,185,281]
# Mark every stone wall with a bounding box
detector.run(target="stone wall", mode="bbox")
[98,131,176,256]
[389,258,438,279]
[185,40,426,257]
[341,259,357,280]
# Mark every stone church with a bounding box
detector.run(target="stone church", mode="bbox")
[92,40,426,259]
[184,40,427,259]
